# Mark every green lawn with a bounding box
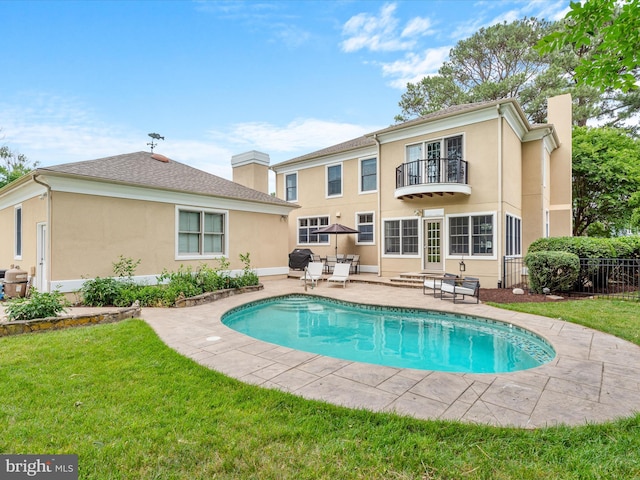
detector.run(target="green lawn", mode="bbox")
[1,300,639,479]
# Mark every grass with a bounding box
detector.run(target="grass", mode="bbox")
[0,301,639,479]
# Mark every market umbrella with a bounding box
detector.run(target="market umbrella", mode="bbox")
[312,223,360,256]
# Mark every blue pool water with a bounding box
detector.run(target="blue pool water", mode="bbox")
[222,295,555,373]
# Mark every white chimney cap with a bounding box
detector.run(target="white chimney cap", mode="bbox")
[231,150,270,167]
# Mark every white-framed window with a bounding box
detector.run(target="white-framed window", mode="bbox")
[326,163,342,197]
[298,216,329,244]
[14,204,22,259]
[448,213,495,257]
[383,218,419,255]
[505,214,522,256]
[359,157,377,193]
[176,207,227,259]
[356,212,375,244]
[285,172,297,202]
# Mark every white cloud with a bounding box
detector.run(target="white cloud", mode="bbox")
[401,17,435,38]
[210,118,379,156]
[341,3,417,52]
[380,46,451,89]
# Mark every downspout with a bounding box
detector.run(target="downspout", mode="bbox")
[32,174,51,292]
[496,104,503,287]
[373,133,382,277]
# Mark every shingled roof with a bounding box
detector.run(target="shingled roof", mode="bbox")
[37,151,293,208]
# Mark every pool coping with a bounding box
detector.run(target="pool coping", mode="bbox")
[141,278,640,429]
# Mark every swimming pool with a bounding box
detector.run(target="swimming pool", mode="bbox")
[222,294,555,373]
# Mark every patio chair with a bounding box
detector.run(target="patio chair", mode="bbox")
[336,254,345,262]
[327,263,351,288]
[349,254,360,274]
[325,255,337,274]
[440,275,480,303]
[300,262,324,287]
[312,254,322,262]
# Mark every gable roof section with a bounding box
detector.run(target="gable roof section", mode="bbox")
[35,151,293,208]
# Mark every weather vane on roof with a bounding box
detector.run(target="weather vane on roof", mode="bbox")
[147,133,164,153]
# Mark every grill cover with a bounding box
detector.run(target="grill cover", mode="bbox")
[288,249,314,270]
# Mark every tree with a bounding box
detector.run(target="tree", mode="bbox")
[0,144,38,189]
[572,126,640,236]
[396,18,553,122]
[396,17,639,129]
[536,0,639,93]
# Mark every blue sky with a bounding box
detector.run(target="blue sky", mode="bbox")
[1,0,570,184]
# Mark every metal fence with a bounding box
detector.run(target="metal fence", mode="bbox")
[502,256,640,301]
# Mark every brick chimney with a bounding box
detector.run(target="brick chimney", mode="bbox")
[231,150,270,194]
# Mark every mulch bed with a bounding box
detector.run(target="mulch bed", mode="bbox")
[479,288,581,303]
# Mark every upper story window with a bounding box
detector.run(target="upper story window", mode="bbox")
[356,212,374,244]
[384,218,418,255]
[14,205,22,259]
[285,173,297,202]
[360,158,377,193]
[327,164,342,197]
[298,216,329,244]
[448,213,494,257]
[177,208,226,258]
[406,135,463,163]
[505,214,522,256]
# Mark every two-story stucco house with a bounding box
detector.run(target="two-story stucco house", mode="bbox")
[0,150,297,295]
[271,95,572,287]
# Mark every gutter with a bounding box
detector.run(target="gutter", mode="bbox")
[32,174,52,292]
[496,104,503,287]
[373,134,382,277]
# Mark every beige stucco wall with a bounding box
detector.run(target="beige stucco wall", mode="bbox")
[547,94,573,237]
[521,140,546,251]
[281,156,379,269]
[0,195,47,275]
[49,192,290,283]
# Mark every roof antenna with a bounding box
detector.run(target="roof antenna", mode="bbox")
[147,133,164,153]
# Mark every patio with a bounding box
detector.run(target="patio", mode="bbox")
[140,277,640,428]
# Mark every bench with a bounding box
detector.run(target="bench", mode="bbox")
[440,276,480,304]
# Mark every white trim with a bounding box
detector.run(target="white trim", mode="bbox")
[325,162,343,198]
[0,181,46,209]
[52,267,290,294]
[445,211,498,260]
[39,175,294,216]
[376,107,504,144]
[358,156,378,194]
[175,206,229,260]
[395,183,471,198]
[355,211,375,245]
[284,172,298,202]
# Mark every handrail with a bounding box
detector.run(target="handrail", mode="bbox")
[396,157,468,188]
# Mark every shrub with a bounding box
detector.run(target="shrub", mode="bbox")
[527,236,616,258]
[80,277,124,307]
[524,251,580,294]
[5,289,71,321]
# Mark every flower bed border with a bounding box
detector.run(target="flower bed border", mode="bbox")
[0,285,264,337]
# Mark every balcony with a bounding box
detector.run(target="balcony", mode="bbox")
[395,157,471,199]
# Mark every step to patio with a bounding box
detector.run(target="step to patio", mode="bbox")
[389,272,429,287]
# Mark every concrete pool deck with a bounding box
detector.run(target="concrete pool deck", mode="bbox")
[139,277,640,429]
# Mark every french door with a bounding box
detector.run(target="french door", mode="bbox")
[423,218,443,271]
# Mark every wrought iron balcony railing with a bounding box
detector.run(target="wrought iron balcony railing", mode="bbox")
[396,157,468,189]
